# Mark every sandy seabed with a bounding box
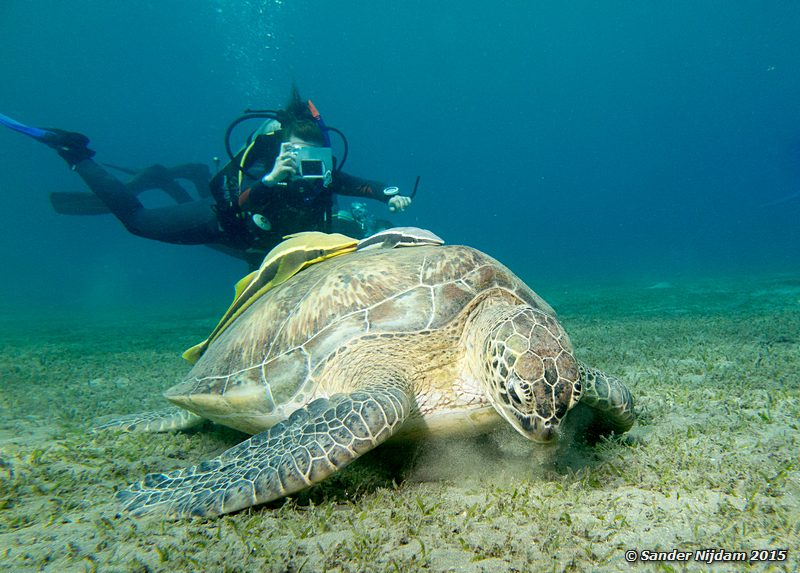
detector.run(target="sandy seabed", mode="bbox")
[1,274,798,572]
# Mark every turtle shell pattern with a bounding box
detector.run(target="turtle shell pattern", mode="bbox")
[166,245,558,433]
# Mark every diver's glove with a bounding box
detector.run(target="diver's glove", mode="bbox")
[42,129,96,168]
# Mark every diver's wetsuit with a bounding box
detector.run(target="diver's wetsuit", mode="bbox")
[75,160,224,244]
[122,162,211,204]
[234,170,390,247]
[72,157,390,267]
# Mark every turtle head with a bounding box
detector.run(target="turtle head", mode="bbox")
[478,306,581,443]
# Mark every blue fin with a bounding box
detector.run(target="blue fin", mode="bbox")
[0,112,52,141]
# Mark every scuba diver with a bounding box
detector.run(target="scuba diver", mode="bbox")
[1,87,413,269]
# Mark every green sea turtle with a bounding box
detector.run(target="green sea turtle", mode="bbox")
[105,232,635,518]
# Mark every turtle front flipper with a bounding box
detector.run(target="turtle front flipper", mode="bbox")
[577,362,635,437]
[93,407,205,433]
[118,385,413,518]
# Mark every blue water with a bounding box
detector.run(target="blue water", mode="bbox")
[1,1,798,320]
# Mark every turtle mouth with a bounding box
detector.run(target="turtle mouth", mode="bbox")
[511,412,559,444]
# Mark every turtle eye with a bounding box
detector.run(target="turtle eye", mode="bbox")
[507,379,522,405]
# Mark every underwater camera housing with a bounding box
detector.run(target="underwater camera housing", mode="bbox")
[291,145,333,179]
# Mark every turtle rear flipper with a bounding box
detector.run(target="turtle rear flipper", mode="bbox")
[577,362,635,440]
[93,407,205,433]
[118,384,413,518]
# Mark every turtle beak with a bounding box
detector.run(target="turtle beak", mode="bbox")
[510,412,559,444]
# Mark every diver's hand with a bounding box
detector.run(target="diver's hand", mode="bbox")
[262,142,297,187]
[388,195,412,212]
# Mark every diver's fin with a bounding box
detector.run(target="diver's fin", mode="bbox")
[49,192,111,215]
[0,112,53,141]
[1,112,95,170]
